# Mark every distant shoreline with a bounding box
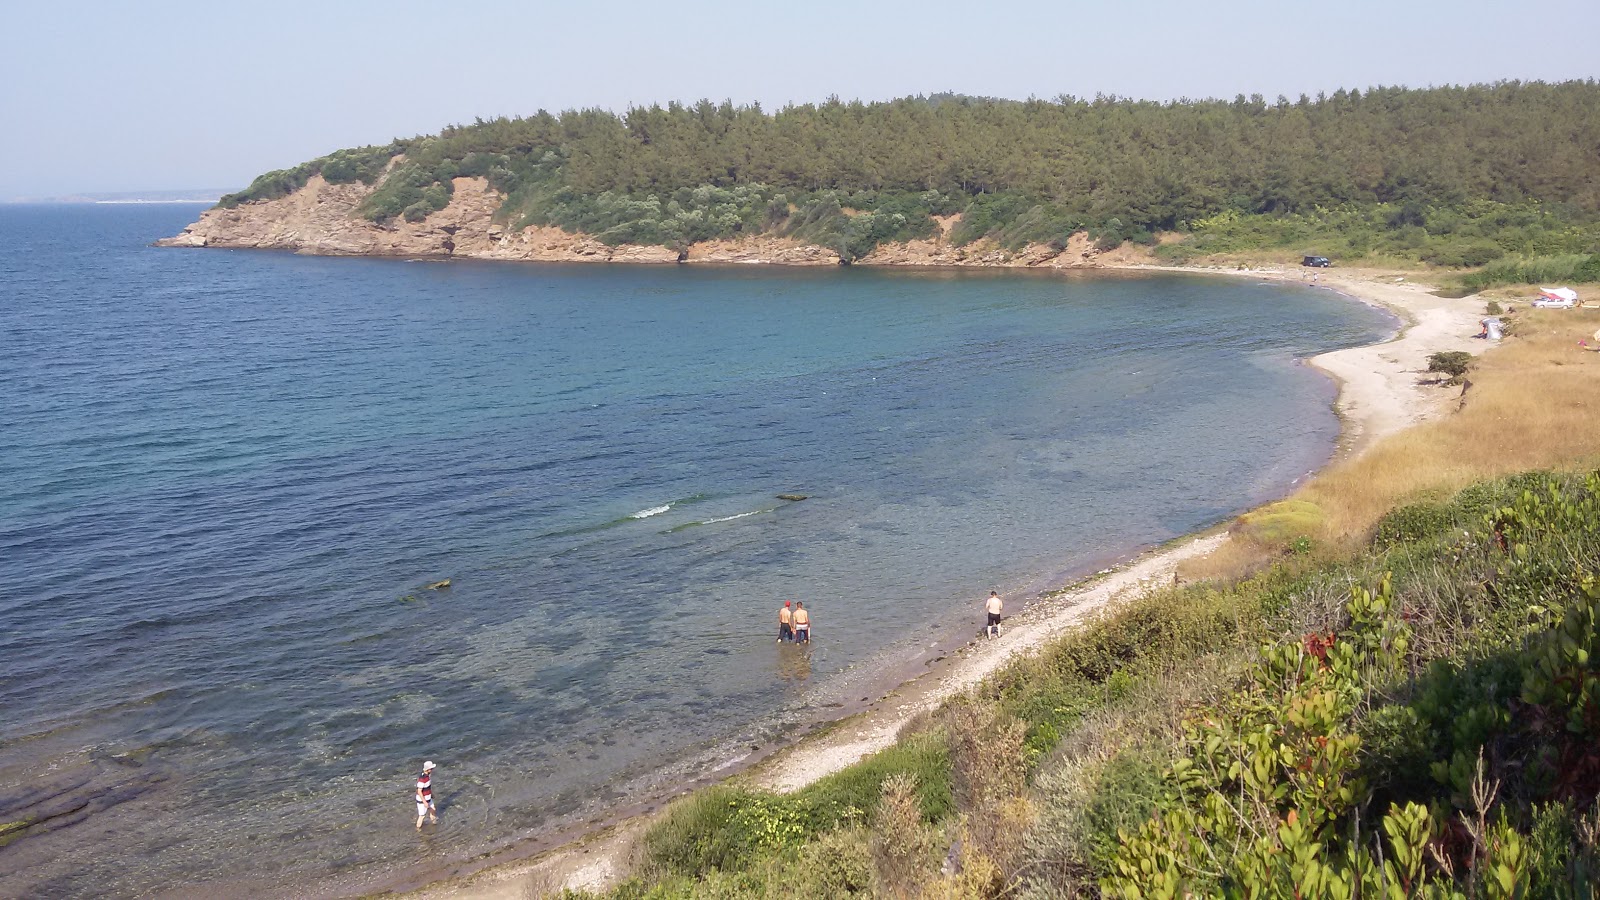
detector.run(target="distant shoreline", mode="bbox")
[4,195,225,205]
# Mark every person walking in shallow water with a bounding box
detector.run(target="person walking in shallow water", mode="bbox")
[792,601,811,644]
[415,760,437,830]
[777,600,794,642]
[984,590,1003,638]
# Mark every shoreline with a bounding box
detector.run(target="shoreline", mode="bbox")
[388,266,1484,899]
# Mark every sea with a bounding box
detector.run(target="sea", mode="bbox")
[0,204,1394,897]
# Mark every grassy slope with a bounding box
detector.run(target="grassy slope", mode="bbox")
[551,311,1600,899]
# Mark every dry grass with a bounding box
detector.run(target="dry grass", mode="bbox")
[1176,531,1284,582]
[871,773,937,899]
[1308,310,1600,538]
[1189,309,1600,580]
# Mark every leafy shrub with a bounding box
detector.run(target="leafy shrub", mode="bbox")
[1079,750,1166,868]
[403,182,452,222]
[950,193,1033,246]
[1101,472,1600,898]
[640,731,950,879]
[319,145,395,185]
[1456,254,1600,293]
[218,163,317,207]
[1424,238,1507,268]
[1092,231,1124,252]
[775,827,873,898]
[1373,500,1456,549]
[781,190,940,261]
[359,162,442,222]
[1428,350,1474,381]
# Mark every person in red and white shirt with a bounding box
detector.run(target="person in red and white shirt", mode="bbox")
[415,760,437,830]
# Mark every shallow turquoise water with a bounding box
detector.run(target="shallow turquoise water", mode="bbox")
[0,205,1392,897]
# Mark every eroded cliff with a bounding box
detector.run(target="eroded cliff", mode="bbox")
[158,175,1137,269]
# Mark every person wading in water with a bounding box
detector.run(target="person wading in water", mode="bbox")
[792,602,811,644]
[777,600,794,642]
[415,760,437,830]
[984,590,1003,638]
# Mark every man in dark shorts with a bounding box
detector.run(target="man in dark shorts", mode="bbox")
[984,591,1003,638]
[778,600,794,642]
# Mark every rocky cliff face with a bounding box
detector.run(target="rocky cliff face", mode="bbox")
[157,177,1135,269]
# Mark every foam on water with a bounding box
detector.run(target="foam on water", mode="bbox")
[701,509,768,525]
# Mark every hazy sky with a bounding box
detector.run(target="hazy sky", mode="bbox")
[2,0,1596,196]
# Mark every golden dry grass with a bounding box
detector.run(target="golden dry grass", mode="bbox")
[1185,309,1600,581]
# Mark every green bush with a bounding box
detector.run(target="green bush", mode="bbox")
[640,731,950,879]
[1080,750,1166,868]
[1427,350,1474,381]
[950,193,1033,246]
[1372,500,1457,549]
[218,163,317,207]
[402,182,453,222]
[319,145,396,185]
[1099,472,1600,899]
[1455,253,1600,293]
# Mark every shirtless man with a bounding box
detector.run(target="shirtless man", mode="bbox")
[792,602,811,644]
[415,760,437,830]
[984,591,1003,638]
[778,600,794,642]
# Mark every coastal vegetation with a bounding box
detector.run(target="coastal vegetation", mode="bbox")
[218,82,1600,268]
[550,314,1600,898]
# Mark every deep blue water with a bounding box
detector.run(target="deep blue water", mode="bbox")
[0,204,1392,897]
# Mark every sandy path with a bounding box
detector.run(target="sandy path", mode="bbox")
[404,268,1486,899]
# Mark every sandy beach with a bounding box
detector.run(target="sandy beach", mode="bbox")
[402,266,1486,900]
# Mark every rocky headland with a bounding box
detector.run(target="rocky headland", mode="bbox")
[156,174,1138,269]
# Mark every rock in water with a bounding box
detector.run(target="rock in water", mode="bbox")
[424,579,451,590]
[776,494,808,502]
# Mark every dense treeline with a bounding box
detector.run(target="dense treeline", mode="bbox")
[221,82,1600,264]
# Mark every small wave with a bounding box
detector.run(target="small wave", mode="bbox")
[665,507,775,532]
[703,510,764,525]
[535,494,711,539]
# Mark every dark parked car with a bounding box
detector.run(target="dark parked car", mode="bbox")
[1302,255,1332,267]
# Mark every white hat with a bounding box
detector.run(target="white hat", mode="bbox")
[423,760,436,771]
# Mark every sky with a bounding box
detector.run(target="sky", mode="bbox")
[2,0,1596,197]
